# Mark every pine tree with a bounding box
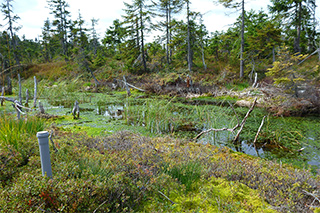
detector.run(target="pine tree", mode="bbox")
[103,19,126,56]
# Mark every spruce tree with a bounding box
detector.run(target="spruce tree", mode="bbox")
[122,0,154,73]
[47,0,71,58]
[1,0,21,65]
[269,0,317,53]
[217,0,246,78]
[152,0,184,67]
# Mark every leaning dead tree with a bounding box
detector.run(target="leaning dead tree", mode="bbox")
[0,96,31,119]
[194,98,258,142]
[123,76,131,96]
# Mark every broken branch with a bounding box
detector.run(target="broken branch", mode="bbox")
[194,98,257,142]
[233,98,257,142]
[253,115,266,145]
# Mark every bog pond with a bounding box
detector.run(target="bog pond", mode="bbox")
[1,87,320,173]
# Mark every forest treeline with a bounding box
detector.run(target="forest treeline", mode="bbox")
[0,0,319,81]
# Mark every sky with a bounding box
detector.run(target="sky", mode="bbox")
[0,0,320,42]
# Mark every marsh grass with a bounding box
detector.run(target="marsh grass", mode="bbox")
[39,79,90,108]
[0,114,45,152]
[125,98,181,134]
[0,114,45,185]
[162,161,202,193]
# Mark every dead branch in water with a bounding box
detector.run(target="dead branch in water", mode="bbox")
[233,98,257,142]
[253,116,266,145]
[194,98,257,142]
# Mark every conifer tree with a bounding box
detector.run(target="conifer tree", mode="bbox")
[186,0,192,72]
[41,18,52,62]
[1,0,20,65]
[47,0,71,58]
[90,18,99,56]
[152,0,184,67]
[269,0,317,54]
[122,0,154,73]
[217,0,246,78]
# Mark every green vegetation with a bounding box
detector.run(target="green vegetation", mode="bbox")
[0,0,319,211]
[0,76,319,212]
[0,127,319,212]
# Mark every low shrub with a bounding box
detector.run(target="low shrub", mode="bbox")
[0,130,319,212]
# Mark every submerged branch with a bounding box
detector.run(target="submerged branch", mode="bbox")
[194,127,236,141]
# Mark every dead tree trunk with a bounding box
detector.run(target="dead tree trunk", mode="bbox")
[123,76,131,96]
[39,101,45,114]
[72,100,80,119]
[25,89,29,107]
[7,76,12,95]
[33,76,37,108]
[18,74,22,103]
[1,87,4,106]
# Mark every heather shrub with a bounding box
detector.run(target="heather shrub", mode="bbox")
[0,130,319,212]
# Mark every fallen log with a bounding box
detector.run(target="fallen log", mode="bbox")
[118,79,145,92]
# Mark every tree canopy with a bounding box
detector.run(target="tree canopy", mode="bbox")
[0,0,319,79]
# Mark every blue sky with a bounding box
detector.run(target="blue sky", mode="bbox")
[0,0,319,41]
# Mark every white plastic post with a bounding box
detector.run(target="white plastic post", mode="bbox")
[37,131,52,178]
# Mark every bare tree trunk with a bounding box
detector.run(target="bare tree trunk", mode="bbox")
[240,0,245,78]
[186,0,192,72]
[166,4,170,66]
[272,46,276,62]
[39,101,45,114]
[294,1,302,53]
[139,6,147,73]
[33,76,37,108]
[199,15,207,70]
[1,87,4,106]
[18,73,22,103]
[72,100,79,119]
[7,76,12,95]
[6,0,20,65]
[123,76,131,96]
[25,89,29,107]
